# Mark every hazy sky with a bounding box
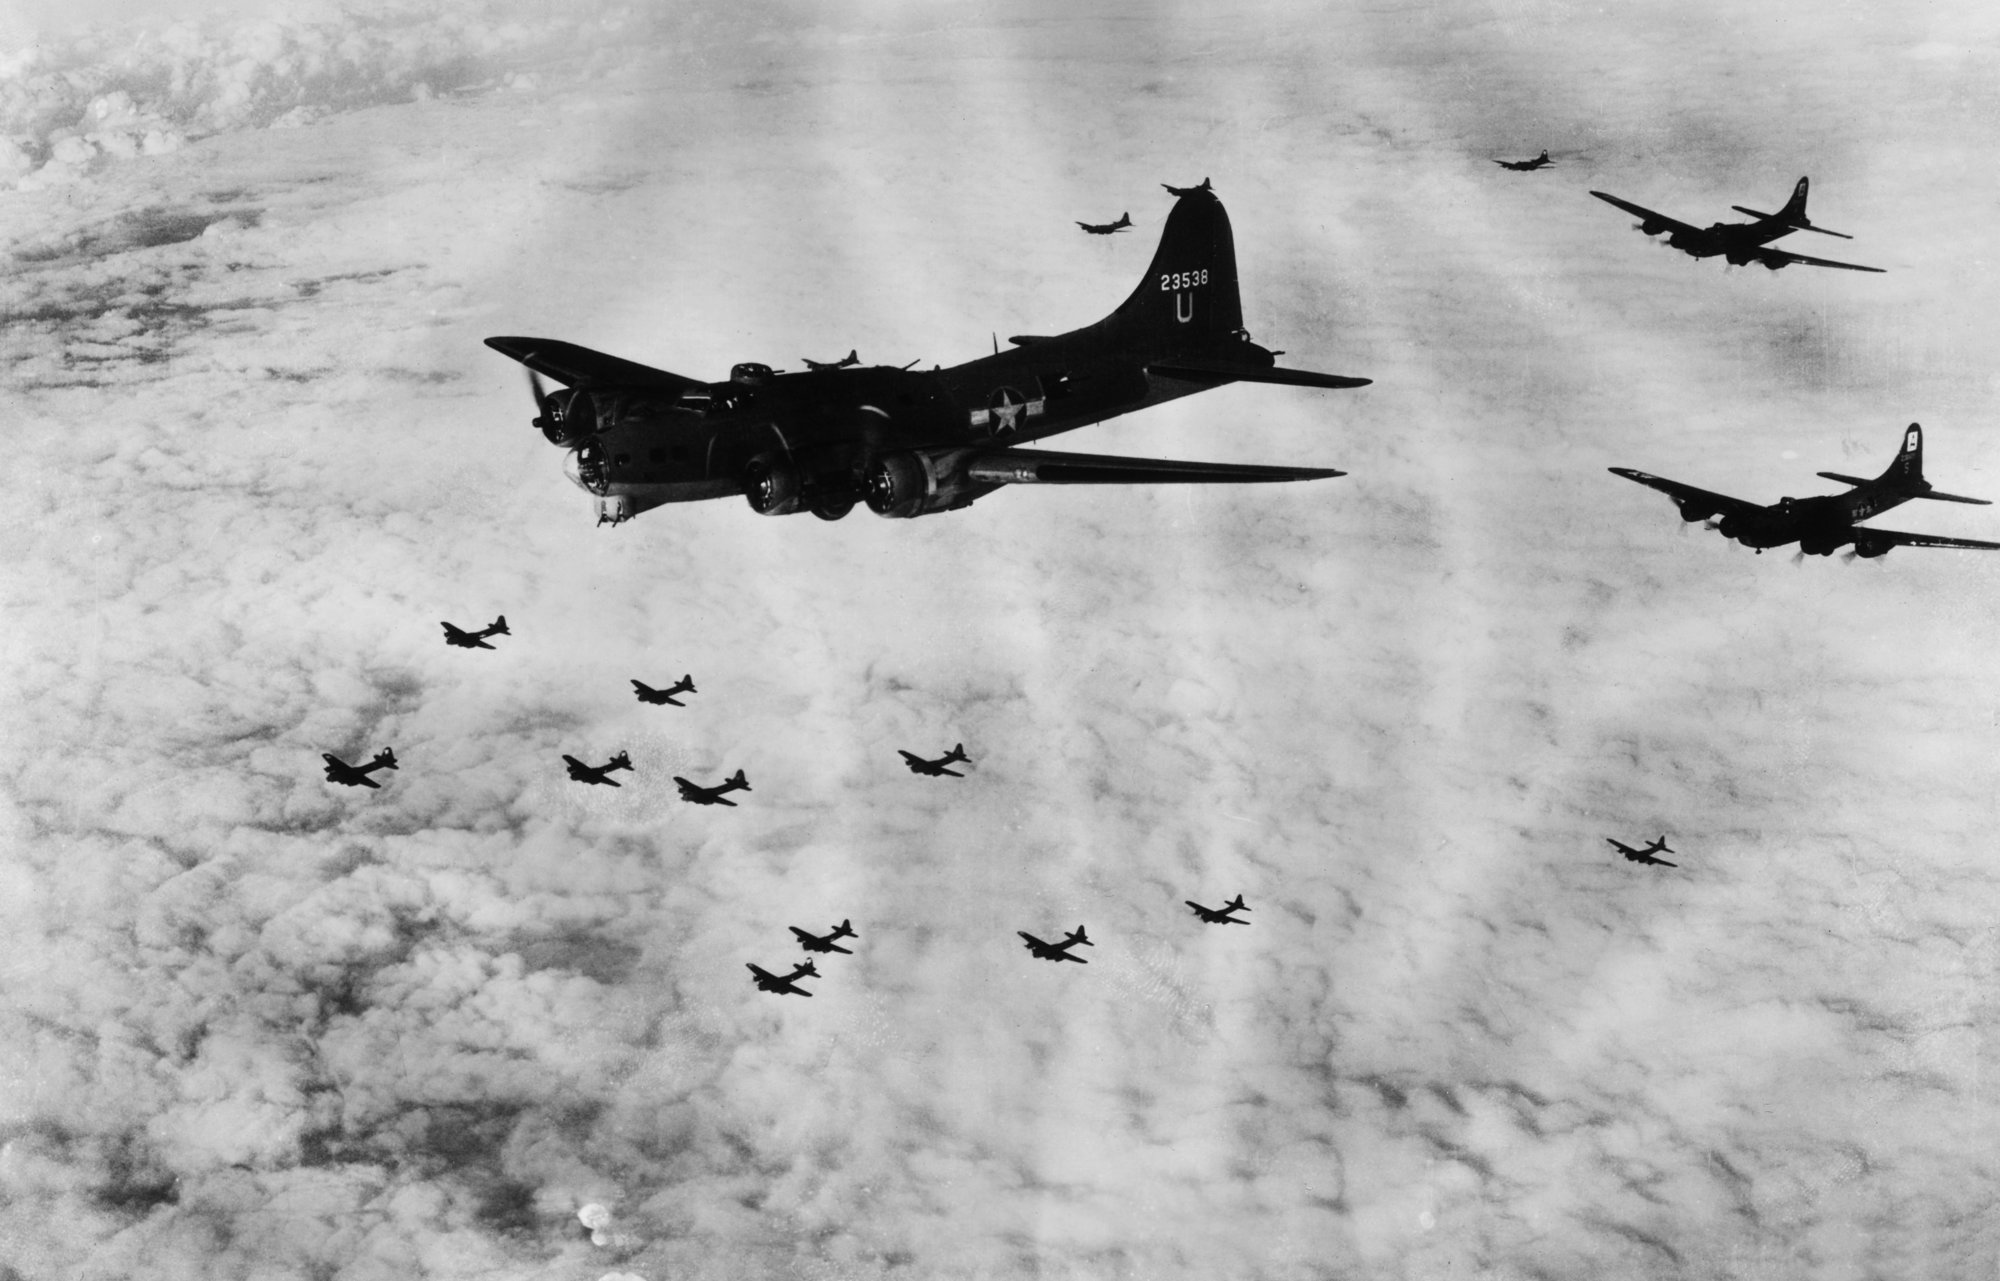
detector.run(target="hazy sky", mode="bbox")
[7,2,2000,1279]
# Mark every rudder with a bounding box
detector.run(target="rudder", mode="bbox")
[1109,189,1245,356]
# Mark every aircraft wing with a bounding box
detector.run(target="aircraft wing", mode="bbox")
[1850,527,2000,552]
[1607,468,1765,521]
[1750,246,1885,274]
[1589,191,1701,238]
[485,336,707,394]
[356,776,381,789]
[966,448,1341,486]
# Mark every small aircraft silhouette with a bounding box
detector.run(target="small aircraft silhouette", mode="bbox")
[747,959,818,996]
[804,349,859,372]
[676,769,750,806]
[442,616,509,649]
[1162,177,1213,196]
[564,751,633,786]
[1607,836,1678,868]
[632,676,695,706]
[1494,149,1552,171]
[1590,177,1884,272]
[1611,423,2000,558]
[487,186,1362,526]
[1076,212,1133,235]
[1018,926,1093,963]
[1187,894,1251,924]
[899,744,969,777]
[790,919,857,954]
[323,748,397,789]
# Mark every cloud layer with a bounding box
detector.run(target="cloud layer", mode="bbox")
[6,2,2000,1279]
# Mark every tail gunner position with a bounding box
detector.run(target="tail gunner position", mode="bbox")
[486,184,1367,526]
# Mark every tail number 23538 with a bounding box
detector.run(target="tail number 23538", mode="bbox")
[1160,269,1209,290]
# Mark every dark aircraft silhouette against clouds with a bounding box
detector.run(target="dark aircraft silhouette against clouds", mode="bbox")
[442,616,509,648]
[323,748,397,789]
[900,744,968,777]
[564,751,633,786]
[676,769,750,806]
[804,349,859,372]
[1187,894,1251,924]
[632,676,695,705]
[1607,836,1678,868]
[1076,212,1132,235]
[1591,177,1884,272]
[1494,150,1552,171]
[485,185,1364,526]
[1161,178,1212,196]
[1611,423,2000,558]
[747,960,818,996]
[790,920,857,954]
[1019,926,1093,963]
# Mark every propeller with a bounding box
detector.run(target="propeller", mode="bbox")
[526,368,553,431]
[1790,550,1806,566]
[1839,549,1859,564]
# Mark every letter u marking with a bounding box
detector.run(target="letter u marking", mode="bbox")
[1175,291,1194,324]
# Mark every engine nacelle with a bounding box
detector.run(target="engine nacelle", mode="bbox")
[1853,535,1891,559]
[743,455,802,516]
[1725,249,1755,267]
[538,388,600,447]
[1715,514,1742,540]
[1640,219,1667,236]
[1676,498,1717,524]
[864,451,981,519]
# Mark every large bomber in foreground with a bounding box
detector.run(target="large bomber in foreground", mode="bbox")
[486,184,1366,526]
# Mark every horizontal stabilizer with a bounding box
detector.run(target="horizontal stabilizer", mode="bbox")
[1731,206,1852,239]
[966,448,1342,486]
[1148,359,1372,389]
[1816,471,1990,504]
[485,336,707,394]
[1007,334,1055,347]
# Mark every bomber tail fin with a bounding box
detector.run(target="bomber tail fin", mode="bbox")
[1108,187,1246,358]
[1732,176,1854,239]
[490,615,510,635]
[832,919,855,939]
[375,748,398,770]
[730,769,750,790]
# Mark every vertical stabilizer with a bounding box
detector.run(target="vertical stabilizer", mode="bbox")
[1108,189,1244,355]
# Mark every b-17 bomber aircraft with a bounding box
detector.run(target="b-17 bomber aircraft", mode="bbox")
[1187,894,1251,924]
[900,744,969,777]
[632,676,695,706]
[747,960,818,997]
[791,920,857,954]
[1494,150,1552,171]
[1590,177,1884,272]
[804,349,859,372]
[1607,836,1678,868]
[1019,926,1094,963]
[1162,178,1212,196]
[676,768,750,806]
[565,751,633,786]
[323,748,397,789]
[1611,423,2000,559]
[442,616,509,648]
[1076,212,1133,235]
[484,183,1366,526]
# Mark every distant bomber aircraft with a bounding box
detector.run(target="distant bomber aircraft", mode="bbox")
[1611,423,2000,558]
[804,349,859,372]
[900,744,969,777]
[676,769,751,806]
[791,920,857,954]
[1018,926,1094,963]
[565,751,633,786]
[1494,150,1552,171]
[747,960,818,996]
[1161,178,1212,196]
[442,616,509,648]
[323,748,397,789]
[632,676,695,706]
[1590,177,1884,272]
[1607,836,1678,868]
[485,184,1365,525]
[1076,212,1133,235]
[1187,894,1251,924]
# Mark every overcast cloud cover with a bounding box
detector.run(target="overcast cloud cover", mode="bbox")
[7,1,2000,1277]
